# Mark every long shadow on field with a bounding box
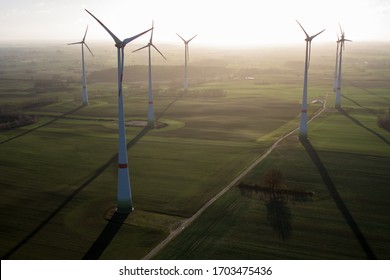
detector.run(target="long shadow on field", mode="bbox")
[347,81,390,103]
[2,126,150,259]
[337,107,390,146]
[155,97,181,121]
[341,95,380,117]
[300,138,377,259]
[0,104,85,145]
[83,212,129,260]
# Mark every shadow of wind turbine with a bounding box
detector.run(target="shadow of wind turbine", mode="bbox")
[300,137,377,259]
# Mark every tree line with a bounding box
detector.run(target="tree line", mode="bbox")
[88,65,233,83]
[0,114,37,130]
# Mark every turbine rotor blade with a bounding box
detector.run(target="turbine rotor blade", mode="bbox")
[82,25,89,42]
[85,9,122,46]
[339,23,344,37]
[149,20,154,43]
[132,44,149,53]
[68,41,82,45]
[176,33,186,43]
[311,29,325,40]
[188,34,198,43]
[296,20,310,39]
[122,27,153,46]
[308,41,312,68]
[152,44,167,60]
[84,42,94,57]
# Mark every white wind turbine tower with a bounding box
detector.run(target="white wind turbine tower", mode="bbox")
[177,33,197,91]
[296,20,325,139]
[133,21,166,128]
[335,25,352,109]
[333,34,340,93]
[68,26,94,105]
[86,9,152,213]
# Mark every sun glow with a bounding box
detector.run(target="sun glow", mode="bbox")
[0,0,389,46]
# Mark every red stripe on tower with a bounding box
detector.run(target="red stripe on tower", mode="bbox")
[148,101,153,104]
[118,163,128,169]
[301,109,307,113]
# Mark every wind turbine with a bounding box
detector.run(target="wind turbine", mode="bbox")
[133,21,166,128]
[335,25,352,109]
[296,20,325,139]
[177,33,197,91]
[68,26,94,105]
[333,34,340,93]
[85,9,152,213]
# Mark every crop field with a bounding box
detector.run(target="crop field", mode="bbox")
[0,42,389,259]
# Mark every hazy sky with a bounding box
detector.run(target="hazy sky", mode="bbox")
[1,0,389,46]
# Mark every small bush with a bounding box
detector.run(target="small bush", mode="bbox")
[377,108,390,131]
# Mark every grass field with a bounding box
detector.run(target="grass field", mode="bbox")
[0,42,389,259]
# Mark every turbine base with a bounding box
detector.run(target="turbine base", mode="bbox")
[116,206,134,214]
[299,132,308,140]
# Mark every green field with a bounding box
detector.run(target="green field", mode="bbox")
[0,42,389,259]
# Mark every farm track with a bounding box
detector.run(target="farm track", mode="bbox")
[142,93,329,260]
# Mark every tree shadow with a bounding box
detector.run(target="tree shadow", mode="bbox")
[338,107,390,146]
[300,137,377,259]
[265,196,292,241]
[83,212,129,260]
[239,184,294,241]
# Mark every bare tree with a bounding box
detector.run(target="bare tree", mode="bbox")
[263,169,284,194]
